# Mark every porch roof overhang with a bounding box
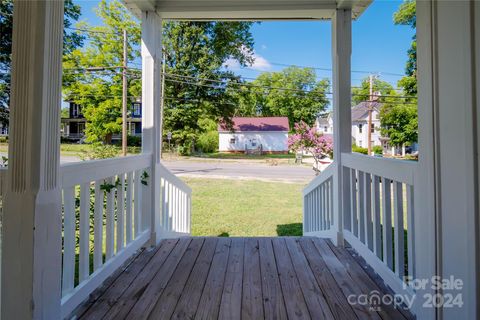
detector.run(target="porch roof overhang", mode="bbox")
[123,0,371,20]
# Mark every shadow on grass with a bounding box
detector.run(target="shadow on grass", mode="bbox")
[217,232,230,237]
[276,223,303,236]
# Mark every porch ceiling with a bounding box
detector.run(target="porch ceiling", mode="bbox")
[123,0,371,20]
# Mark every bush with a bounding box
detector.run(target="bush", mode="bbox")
[178,140,193,156]
[0,136,8,143]
[79,143,119,160]
[196,131,218,153]
[127,135,142,147]
[372,145,383,155]
[352,144,368,154]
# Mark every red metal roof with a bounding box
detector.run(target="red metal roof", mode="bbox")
[218,117,290,132]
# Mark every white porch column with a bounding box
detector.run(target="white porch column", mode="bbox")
[1,1,64,319]
[415,1,479,319]
[331,9,352,246]
[141,11,163,244]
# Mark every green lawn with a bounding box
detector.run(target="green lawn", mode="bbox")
[183,177,304,237]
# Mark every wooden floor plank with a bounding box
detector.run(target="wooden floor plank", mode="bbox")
[147,238,205,320]
[194,237,231,320]
[242,238,265,320]
[171,238,218,320]
[125,238,192,320]
[218,238,245,320]
[75,237,414,320]
[285,238,335,319]
[326,241,411,320]
[272,237,311,320]
[80,246,160,319]
[298,238,358,320]
[258,238,288,320]
[312,238,382,320]
[102,239,179,320]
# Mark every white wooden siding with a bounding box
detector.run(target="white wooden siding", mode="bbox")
[218,131,288,152]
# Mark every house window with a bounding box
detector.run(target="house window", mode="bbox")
[324,126,328,132]
[133,103,141,116]
[370,123,375,133]
[251,139,257,147]
[129,122,136,135]
[358,124,363,133]
[229,137,236,144]
[72,103,81,118]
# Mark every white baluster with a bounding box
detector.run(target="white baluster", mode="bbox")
[62,187,76,296]
[93,181,104,271]
[79,183,90,282]
[393,181,405,277]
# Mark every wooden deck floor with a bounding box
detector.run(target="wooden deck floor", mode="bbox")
[75,237,412,320]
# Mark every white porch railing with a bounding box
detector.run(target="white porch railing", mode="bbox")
[303,153,417,297]
[303,163,335,236]
[58,155,191,318]
[158,163,192,236]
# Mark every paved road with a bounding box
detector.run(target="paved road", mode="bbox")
[164,160,315,183]
[1,153,315,183]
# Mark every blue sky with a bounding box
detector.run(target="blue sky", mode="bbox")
[76,0,414,88]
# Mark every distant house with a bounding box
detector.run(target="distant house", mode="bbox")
[218,117,289,154]
[316,101,390,154]
[61,101,143,142]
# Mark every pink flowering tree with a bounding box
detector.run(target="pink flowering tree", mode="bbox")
[288,121,333,174]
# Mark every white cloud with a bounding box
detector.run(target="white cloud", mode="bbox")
[223,50,272,72]
[261,44,267,50]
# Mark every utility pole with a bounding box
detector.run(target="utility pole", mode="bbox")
[367,74,373,156]
[122,29,128,156]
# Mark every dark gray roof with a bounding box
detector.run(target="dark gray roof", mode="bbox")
[351,102,382,121]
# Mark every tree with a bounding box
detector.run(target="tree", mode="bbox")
[0,0,84,124]
[62,0,141,143]
[64,1,255,149]
[162,21,255,153]
[288,121,333,174]
[351,76,398,105]
[235,66,330,129]
[379,103,417,146]
[375,0,418,148]
[394,0,416,97]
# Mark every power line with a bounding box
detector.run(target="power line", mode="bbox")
[65,26,120,36]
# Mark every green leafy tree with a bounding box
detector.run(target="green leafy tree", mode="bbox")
[376,0,418,148]
[379,103,417,146]
[63,0,141,143]
[394,0,416,97]
[235,66,330,128]
[0,0,84,125]
[351,77,398,105]
[162,21,255,153]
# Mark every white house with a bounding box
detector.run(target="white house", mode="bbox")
[316,102,383,149]
[218,117,289,154]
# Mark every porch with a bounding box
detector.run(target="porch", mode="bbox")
[2,0,479,319]
[72,237,411,320]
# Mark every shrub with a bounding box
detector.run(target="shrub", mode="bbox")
[372,145,383,155]
[352,144,368,154]
[127,135,142,147]
[196,131,218,153]
[178,140,193,156]
[79,143,119,160]
[0,136,8,143]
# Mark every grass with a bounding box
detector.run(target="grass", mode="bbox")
[0,143,141,157]
[183,177,304,237]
